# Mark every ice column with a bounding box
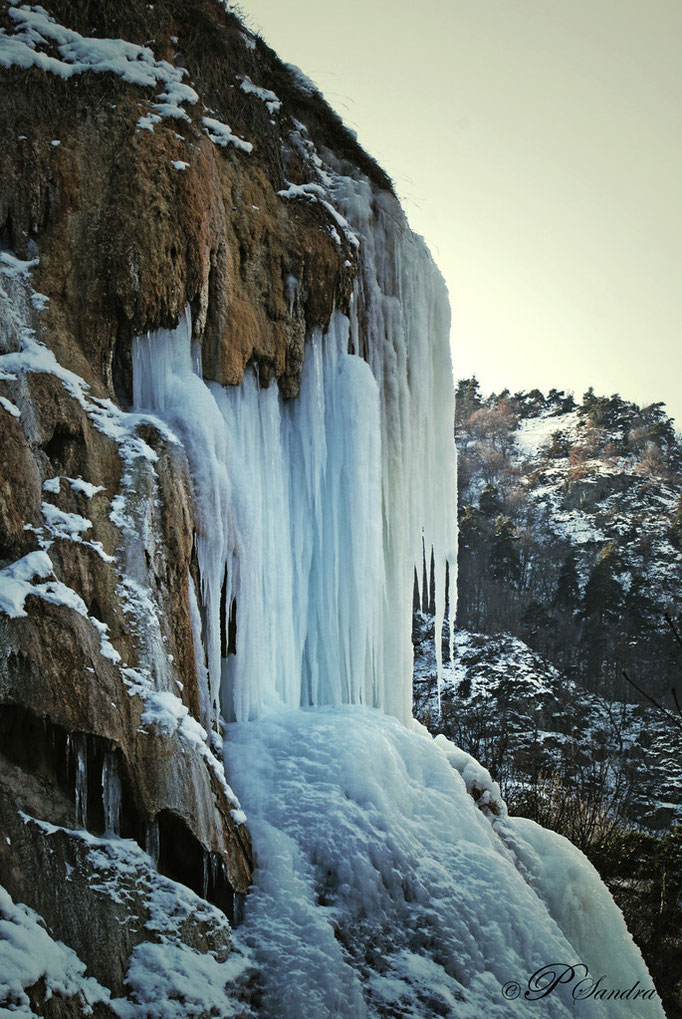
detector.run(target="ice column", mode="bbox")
[338,183,458,718]
[133,307,231,728]
[73,735,87,829]
[101,751,122,836]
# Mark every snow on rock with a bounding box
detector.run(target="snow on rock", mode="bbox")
[277,181,360,248]
[0,883,112,1015]
[238,74,281,114]
[0,547,121,663]
[0,394,20,417]
[8,818,254,1018]
[0,549,54,618]
[40,501,93,538]
[0,251,39,279]
[0,289,158,470]
[0,4,198,131]
[201,116,253,153]
[0,256,172,674]
[225,706,664,1018]
[35,499,114,563]
[121,668,244,817]
[68,476,106,499]
[433,729,506,817]
[284,62,321,96]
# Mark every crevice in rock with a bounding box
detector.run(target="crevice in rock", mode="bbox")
[0,705,143,840]
[42,423,83,474]
[219,568,237,659]
[157,808,237,924]
[112,329,132,408]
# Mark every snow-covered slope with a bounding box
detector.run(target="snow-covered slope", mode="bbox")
[414,616,682,830]
[225,706,663,1018]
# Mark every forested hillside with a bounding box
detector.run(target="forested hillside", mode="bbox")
[455,379,682,704]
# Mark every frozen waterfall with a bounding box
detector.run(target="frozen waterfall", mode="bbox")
[132,187,457,727]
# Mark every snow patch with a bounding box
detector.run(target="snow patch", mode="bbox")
[201,116,252,153]
[0,394,20,417]
[237,74,281,114]
[0,884,111,1014]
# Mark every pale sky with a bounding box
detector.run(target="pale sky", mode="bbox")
[241,0,682,425]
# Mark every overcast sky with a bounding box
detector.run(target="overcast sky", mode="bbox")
[241,0,682,424]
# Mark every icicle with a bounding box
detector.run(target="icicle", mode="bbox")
[234,891,246,928]
[284,274,298,315]
[145,818,160,868]
[101,751,122,836]
[188,571,211,734]
[202,850,209,900]
[74,735,87,829]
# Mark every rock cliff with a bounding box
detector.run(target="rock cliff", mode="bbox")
[0,0,400,1011]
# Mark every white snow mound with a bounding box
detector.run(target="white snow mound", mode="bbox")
[225,705,663,1018]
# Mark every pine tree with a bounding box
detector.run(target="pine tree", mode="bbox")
[489,515,521,586]
[479,484,502,518]
[455,377,483,426]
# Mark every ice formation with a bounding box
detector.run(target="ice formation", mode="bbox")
[131,181,457,726]
[225,706,663,1018]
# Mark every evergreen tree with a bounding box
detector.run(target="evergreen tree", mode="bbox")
[479,484,502,518]
[455,377,483,426]
[489,515,521,585]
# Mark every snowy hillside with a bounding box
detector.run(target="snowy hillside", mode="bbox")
[455,382,682,704]
[513,405,681,602]
[414,615,682,831]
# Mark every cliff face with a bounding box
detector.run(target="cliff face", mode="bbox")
[0,1,403,1011]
